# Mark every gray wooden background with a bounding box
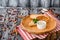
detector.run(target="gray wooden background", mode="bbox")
[0,0,60,8]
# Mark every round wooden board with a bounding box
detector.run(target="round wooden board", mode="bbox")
[20,14,56,34]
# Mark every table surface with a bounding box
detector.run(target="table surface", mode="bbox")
[0,8,60,40]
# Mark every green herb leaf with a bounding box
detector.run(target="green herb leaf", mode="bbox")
[33,19,38,23]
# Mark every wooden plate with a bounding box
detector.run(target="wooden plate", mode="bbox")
[20,14,56,34]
